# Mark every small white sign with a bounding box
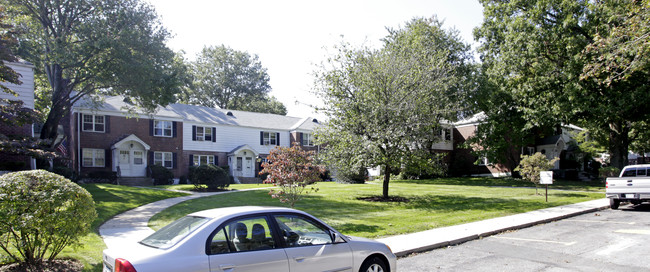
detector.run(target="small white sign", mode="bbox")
[540,171,553,184]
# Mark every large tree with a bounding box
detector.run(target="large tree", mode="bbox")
[0,6,20,94]
[475,0,650,169]
[4,0,185,141]
[180,45,286,115]
[316,17,476,198]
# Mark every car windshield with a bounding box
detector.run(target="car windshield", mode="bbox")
[140,216,210,249]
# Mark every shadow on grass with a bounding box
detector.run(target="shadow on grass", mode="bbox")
[335,223,382,234]
[406,194,555,214]
[392,177,604,191]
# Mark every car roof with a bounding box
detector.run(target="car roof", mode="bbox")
[623,164,650,169]
[188,206,304,219]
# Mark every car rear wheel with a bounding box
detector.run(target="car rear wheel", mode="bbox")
[610,198,620,210]
[360,256,387,272]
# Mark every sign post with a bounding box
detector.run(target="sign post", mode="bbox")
[540,171,553,202]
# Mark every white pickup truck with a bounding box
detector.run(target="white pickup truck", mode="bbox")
[606,164,650,209]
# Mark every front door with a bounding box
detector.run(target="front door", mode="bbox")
[245,157,253,177]
[117,143,147,177]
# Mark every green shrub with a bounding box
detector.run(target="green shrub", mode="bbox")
[50,166,76,181]
[599,166,620,178]
[85,170,117,183]
[0,170,96,268]
[148,165,174,185]
[335,166,368,184]
[0,161,26,171]
[189,164,230,190]
[179,175,188,184]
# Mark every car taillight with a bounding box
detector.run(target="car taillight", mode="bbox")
[606,181,608,188]
[115,258,137,272]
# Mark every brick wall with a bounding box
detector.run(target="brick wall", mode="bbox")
[72,113,184,177]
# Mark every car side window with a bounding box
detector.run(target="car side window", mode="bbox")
[622,168,637,177]
[638,168,647,176]
[209,216,276,254]
[274,214,333,247]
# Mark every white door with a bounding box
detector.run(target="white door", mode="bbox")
[274,214,353,272]
[118,150,131,176]
[132,150,146,176]
[245,157,253,177]
[208,216,289,272]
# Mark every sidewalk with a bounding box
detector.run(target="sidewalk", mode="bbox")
[99,191,610,256]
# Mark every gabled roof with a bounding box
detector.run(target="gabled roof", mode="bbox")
[73,95,319,131]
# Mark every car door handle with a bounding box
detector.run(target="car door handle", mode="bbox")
[219,264,236,271]
[293,256,306,262]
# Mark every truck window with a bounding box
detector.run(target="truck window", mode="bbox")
[638,168,647,176]
[622,168,637,177]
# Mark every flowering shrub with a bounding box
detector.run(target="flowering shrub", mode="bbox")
[514,152,558,194]
[0,170,97,268]
[259,144,325,208]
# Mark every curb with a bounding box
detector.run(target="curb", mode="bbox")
[377,198,610,257]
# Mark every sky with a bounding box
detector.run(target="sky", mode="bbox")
[146,0,485,119]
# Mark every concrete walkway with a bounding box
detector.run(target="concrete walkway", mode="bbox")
[99,189,610,256]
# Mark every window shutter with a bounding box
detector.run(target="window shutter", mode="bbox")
[214,155,218,165]
[212,127,216,142]
[192,125,196,141]
[149,120,154,136]
[105,116,110,134]
[172,152,177,169]
[299,132,303,146]
[189,154,194,166]
[149,151,154,165]
[260,131,264,145]
[172,121,178,138]
[276,133,280,146]
[105,149,111,168]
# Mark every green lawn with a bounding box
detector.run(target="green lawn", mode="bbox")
[3,178,602,271]
[57,184,189,272]
[149,177,605,239]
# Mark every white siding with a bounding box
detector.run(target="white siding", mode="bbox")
[183,122,290,154]
[0,62,35,109]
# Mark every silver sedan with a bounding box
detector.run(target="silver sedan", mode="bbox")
[103,206,396,272]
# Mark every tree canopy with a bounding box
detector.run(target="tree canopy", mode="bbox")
[0,6,20,95]
[179,45,287,115]
[316,17,476,198]
[4,0,186,140]
[474,0,650,169]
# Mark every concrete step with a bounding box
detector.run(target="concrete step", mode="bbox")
[237,177,262,184]
[118,177,153,186]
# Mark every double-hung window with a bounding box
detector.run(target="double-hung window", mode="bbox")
[154,121,173,137]
[193,155,215,166]
[82,114,105,132]
[82,148,105,167]
[262,132,278,145]
[302,133,313,146]
[195,126,213,141]
[444,128,452,141]
[154,151,173,168]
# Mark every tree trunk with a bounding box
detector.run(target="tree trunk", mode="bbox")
[382,164,391,199]
[608,121,630,170]
[40,65,71,141]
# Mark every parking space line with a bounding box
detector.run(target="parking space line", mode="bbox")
[615,229,650,235]
[565,219,636,225]
[492,236,576,246]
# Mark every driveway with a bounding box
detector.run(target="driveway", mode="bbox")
[398,203,650,271]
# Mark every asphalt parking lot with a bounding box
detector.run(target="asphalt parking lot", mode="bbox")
[398,203,650,271]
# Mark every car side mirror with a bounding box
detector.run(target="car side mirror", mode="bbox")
[330,230,345,243]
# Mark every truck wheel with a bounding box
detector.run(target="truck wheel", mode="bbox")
[631,200,641,205]
[610,198,620,210]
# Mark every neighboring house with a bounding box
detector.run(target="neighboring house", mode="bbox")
[0,61,36,170]
[68,96,320,183]
[451,112,586,177]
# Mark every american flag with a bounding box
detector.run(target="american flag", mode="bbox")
[57,138,68,157]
